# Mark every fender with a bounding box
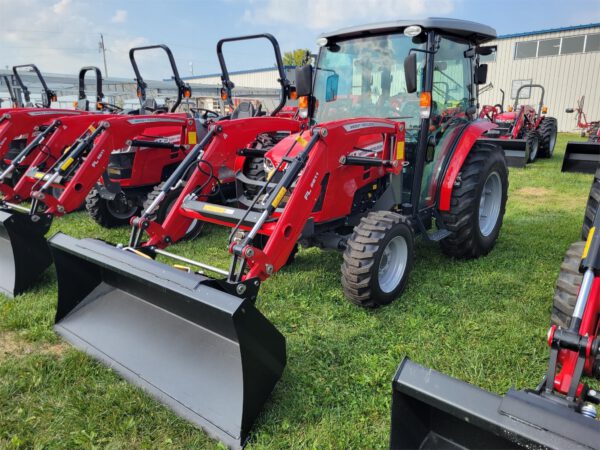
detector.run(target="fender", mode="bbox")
[439,120,497,211]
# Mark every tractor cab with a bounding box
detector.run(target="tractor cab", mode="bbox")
[272,18,496,213]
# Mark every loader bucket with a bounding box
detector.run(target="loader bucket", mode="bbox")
[561,141,600,173]
[390,358,600,450]
[49,233,286,449]
[0,208,52,297]
[477,138,529,168]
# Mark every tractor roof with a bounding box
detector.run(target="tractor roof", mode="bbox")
[321,17,496,45]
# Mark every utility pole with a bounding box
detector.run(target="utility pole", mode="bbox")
[99,34,108,78]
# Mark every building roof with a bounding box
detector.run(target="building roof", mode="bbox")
[181,66,296,81]
[497,22,600,39]
[320,17,497,44]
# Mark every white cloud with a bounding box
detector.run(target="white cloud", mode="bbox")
[111,9,127,23]
[0,0,148,78]
[243,0,456,30]
[52,0,71,14]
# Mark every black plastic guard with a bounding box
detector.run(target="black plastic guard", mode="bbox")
[0,208,52,297]
[390,358,599,450]
[49,233,286,449]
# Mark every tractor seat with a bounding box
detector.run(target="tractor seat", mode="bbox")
[141,98,158,114]
[76,98,89,111]
[231,101,255,119]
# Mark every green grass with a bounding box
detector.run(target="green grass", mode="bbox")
[0,133,596,449]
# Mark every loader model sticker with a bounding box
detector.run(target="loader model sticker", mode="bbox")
[343,121,396,132]
[304,172,320,201]
[127,118,184,125]
[91,149,105,168]
[202,204,235,215]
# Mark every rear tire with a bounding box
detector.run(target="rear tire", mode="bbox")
[86,188,139,228]
[341,211,414,308]
[526,130,541,163]
[588,124,599,143]
[538,117,557,158]
[552,242,584,328]
[440,142,508,259]
[143,182,203,241]
[581,167,600,241]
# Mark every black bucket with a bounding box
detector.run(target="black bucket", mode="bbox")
[478,138,528,168]
[0,208,52,297]
[390,358,599,450]
[49,233,286,449]
[562,141,600,173]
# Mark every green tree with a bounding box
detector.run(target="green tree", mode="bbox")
[283,49,311,66]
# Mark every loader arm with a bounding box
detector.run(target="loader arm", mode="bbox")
[142,116,303,248]
[1,114,121,202]
[30,114,190,215]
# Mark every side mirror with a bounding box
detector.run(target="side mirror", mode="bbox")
[474,64,488,85]
[404,53,417,94]
[565,108,574,113]
[325,73,339,102]
[294,65,313,97]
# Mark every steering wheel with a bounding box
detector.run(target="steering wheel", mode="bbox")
[100,102,123,113]
[191,108,220,120]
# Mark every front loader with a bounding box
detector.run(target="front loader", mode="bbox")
[50,19,508,447]
[390,172,600,450]
[479,84,558,167]
[562,97,600,173]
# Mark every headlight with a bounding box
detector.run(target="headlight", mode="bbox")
[264,157,275,173]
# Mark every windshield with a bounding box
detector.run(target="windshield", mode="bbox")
[314,33,426,135]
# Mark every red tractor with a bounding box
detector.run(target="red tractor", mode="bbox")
[562,96,600,173]
[0,64,91,173]
[480,84,558,167]
[391,171,600,449]
[49,19,508,448]
[0,36,300,298]
[0,66,111,190]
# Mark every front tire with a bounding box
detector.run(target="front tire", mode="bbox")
[552,241,584,328]
[341,211,414,308]
[143,182,203,241]
[86,188,139,228]
[538,117,557,158]
[581,167,600,241]
[440,142,508,259]
[526,130,540,163]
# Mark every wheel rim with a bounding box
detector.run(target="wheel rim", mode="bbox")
[529,138,539,161]
[548,129,557,155]
[106,195,137,219]
[478,171,502,237]
[378,236,408,294]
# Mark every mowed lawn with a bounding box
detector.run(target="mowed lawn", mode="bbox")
[0,133,596,449]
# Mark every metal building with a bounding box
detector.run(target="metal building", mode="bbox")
[480,23,600,132]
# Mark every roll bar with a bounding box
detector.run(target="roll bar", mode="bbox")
[2,75,19,107]
[514,84,545,116]
[216,33,291,116]
[12,64,57,108]
[128,44,191,113]
[78,66,104,103]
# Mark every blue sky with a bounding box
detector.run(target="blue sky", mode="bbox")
[1,0,599,80]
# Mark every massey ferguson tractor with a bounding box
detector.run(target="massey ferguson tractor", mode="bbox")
[0,64,90,172]
[390,171,600,450]
[562,96,600,173]
[48,19,508,448]
[0,66,109,189]
[0,45,200,297]
[479,84,558,167]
